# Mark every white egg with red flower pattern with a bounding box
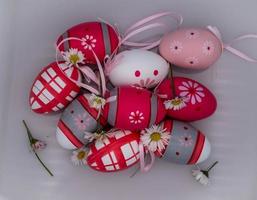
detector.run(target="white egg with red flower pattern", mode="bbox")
[106,49,169,89]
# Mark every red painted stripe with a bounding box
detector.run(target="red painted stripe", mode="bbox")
[146,93,152,127]
[58,120,83,148]
[187,131,205,164]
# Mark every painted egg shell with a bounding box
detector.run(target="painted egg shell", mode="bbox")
[106,86,166,131]
[56,93,109,150]
[87,130,140,172]
[57,22,119,65]
[156,77,217,121]
[159,28,222,69]
[154,120,211,164]
[107,49,169,88]
[29,62,81,114]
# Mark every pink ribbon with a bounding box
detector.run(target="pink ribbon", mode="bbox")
[207,25,257,62]
[139,142,155,173]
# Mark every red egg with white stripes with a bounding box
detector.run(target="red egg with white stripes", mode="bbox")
[29,62,81,114]
[87,130,140,172]
[106,86,166,131]
[155,77,217,121]
[56,22,119,64]
[56,93,108,150]
[143,119,211,164]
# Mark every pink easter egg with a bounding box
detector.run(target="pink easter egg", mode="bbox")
[159,28,223,69]
[155,77,217,121]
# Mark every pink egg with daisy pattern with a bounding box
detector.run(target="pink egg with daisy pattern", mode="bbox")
[159,28,223,69]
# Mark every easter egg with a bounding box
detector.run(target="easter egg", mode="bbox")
[106,49,169,88]
[155,77,217,121]
[146,120,211,164]
[29,62,81,114]
[56,22,119,64]
[56,93,109,150]
[106,86,166,131]
[159,28,222,69]
[87,130,140,172]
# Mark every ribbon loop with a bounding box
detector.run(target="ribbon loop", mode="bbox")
[139,142,155,173]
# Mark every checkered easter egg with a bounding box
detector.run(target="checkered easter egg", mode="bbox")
[56,93,109,150]
[29,62,81,114]
[87,130,140,172]
[155,77,217,121]
[56,22,119,65]
[106,86,166,131]
[154,119,211,164]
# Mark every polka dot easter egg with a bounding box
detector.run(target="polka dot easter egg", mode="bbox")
[155,77,217,121]
[106,86,166,131]
[141,120,211,164]
[106,49,169,89]
[56,93,109,150]
[159,28,222,69]
[57,22,119,65]
[29,62,81,114]
[87,130,140,172]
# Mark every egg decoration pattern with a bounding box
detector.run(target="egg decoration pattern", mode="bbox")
[106,86,166,131]
[106,49,169,88]
[87,130,140,172]
[159,28,223,69]
[56,93,109,150]
[56,22,119,64]
[156,77,217,121]
[29,62,81,114]
[142,119,211,164]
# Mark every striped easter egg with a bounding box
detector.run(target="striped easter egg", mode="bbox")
[153,119,211,164]
[56,22,119,65]
[87,130,140,172]
[29,62,81,114]
[106,86,166,131]
[56,93,109,150]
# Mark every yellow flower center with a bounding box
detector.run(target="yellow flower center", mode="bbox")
[171,98,183,106]
[94,98,102,105]
[69,54,80,64]
[77,151,86,160]
[150,132,161,141]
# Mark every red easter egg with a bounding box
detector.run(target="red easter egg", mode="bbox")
[155,77,217,121]
[29,62,81,114]
[56,22,119,64]
[87,130,140,172]
[105,86,166,131]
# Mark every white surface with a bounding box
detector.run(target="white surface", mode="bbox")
[1,0,257,200]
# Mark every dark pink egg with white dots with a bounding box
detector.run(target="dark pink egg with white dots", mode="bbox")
[106,49,169,88]
[159,28,223,69]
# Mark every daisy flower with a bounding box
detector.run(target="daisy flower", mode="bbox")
[178,81,205,105]
[170,40,183,54]
[84,130,115,143]
[62,48,85,66]
[81,35,97,50]
[202,40,215,56]
[129,110,144,124]
[164,96,189,110]
[192,161,218,186]
[71,147,88,166]
[141,125,170,154]
[88,94,106,110]
[32,140,47,151]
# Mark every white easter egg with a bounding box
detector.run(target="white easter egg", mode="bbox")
[107,49,169,88]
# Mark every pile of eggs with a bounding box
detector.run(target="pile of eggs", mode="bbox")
[29,18,223,173]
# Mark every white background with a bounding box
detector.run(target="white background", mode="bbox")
[1,0,257,199]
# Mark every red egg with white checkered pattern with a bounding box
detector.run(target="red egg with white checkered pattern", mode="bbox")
[106,86,166,131]
[87,130,140,172]
[29,62,81,114]
[56,22,119,65]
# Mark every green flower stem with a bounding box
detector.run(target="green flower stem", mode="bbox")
[22,120,54,177]
[207,161,218,172]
